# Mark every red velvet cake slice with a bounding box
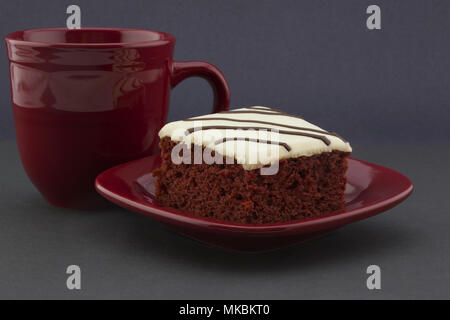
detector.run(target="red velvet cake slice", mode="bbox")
[153,106,352,224]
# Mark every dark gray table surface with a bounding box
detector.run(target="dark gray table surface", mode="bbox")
[0,139,448,299]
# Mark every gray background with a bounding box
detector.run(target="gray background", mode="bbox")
[1,0,450,144]
[0,0,449,299]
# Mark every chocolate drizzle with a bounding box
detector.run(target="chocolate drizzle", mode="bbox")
[246,106,284,112]
[185,125,331,146]
[183,120,343,141]
[217,109,305,120]
[182,107,347,151]
[215,137,292,152]
[217,110,288,116]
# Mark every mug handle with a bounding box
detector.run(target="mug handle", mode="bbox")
[171,61,230,113]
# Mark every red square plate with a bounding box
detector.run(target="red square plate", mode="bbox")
[95,156,413,252]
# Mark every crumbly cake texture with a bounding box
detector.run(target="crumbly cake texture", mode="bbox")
[154,138,349,224]
[154,106,352,224]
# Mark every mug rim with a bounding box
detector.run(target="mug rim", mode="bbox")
[4,27,176,48]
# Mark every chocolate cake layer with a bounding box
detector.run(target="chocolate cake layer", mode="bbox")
[154,137,349,224]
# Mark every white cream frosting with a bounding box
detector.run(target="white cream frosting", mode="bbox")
[158,106,352,170]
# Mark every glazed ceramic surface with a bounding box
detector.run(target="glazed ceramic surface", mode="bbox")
[95,156,413,252]
[5,28,230,209]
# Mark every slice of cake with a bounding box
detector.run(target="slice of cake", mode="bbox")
[153,106,352,224]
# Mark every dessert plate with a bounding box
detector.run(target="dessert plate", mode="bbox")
[95,156,413,252]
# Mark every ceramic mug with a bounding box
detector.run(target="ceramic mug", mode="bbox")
[5,28,230,209]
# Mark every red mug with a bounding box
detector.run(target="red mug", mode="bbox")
[5,28,230,209]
